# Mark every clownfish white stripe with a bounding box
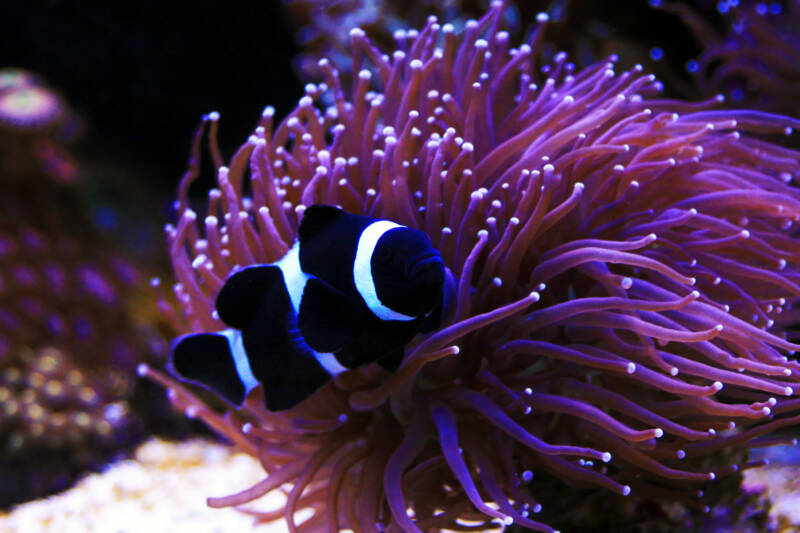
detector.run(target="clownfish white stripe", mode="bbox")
[220,328,260,395]
[276,243,311,315]
[313,350,349,376]
[354,221,417,321]
[277,244,353,376]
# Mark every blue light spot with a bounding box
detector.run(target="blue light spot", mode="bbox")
[717,1,730,14]
[728,0,739,6]
[93,205,117,230]
[648,0,663,7]
[686,59,700,73]
[649,47,663,61]
[770,2,782,14]
[755,2,768,15]
[731,88,745,101]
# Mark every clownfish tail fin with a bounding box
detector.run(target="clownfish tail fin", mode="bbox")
[171,330,257,406]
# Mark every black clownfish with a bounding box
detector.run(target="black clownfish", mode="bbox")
[171,204,446,411]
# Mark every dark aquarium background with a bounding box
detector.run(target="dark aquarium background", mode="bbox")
[0,0,713,202]
[0,0,799,531]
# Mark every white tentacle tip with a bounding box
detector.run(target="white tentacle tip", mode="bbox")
[627,362,636,374]
[601,452,612,463]
[242,422,253,434]
[622,485,631,496]
[529,291,541,302]
[136,364,149,377]
[654,428,664,438]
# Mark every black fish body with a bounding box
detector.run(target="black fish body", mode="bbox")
[172,205,445,411]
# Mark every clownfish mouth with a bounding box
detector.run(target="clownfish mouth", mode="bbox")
[406,254,444,283]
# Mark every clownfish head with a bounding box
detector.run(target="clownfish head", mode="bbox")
[370,227,445,318]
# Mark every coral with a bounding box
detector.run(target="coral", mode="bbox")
[0,70,170,508]
[0,346,135,505]
[144,3,800,531]
[0,215,161,507]
[0,68,79,184]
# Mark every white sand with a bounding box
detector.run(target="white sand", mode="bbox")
[0,439,288,533]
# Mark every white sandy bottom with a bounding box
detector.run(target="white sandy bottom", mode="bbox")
[0,439,288,533]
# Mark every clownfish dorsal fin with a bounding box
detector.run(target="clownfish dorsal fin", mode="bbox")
[298,204,345,244]
[216,265,283,329]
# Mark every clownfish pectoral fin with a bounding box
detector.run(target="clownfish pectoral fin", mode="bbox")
[261,365,332,412]
[216,265,282,329]
[298,277,362,353]
[419,266,455,333]
[377,347,405,373]
[418,293,444,333]
[171,331,254,406]
[297,204,345,244]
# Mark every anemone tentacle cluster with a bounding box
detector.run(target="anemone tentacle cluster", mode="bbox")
[655,0,800,118]
[145,3,800,531]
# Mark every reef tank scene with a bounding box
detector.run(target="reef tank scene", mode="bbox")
[2,1,800,532]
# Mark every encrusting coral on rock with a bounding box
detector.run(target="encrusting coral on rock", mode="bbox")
[0,68,171,507]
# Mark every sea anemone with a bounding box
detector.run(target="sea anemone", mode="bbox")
[143,2,800,531]
[653,0,800,118]
[285,0,474,84]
